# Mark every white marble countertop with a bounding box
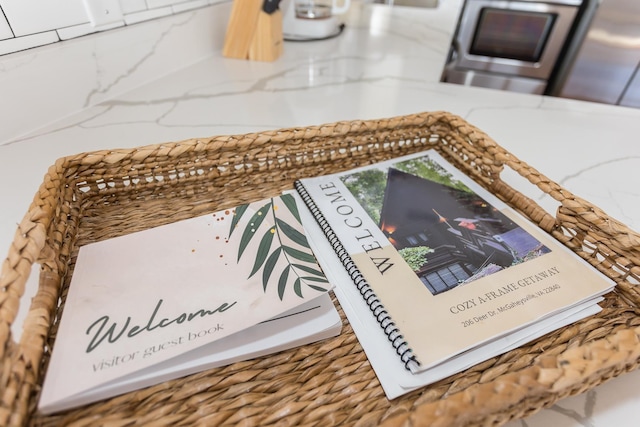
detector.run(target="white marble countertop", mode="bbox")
[0,1,638,425]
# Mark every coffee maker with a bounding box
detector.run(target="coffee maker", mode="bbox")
[281,0,351,41]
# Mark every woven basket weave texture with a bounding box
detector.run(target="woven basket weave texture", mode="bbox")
[1,111,639,427]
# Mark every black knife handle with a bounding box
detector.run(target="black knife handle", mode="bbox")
[263,0,281,14]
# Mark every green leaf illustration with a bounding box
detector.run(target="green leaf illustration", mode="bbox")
[299,276,329,283]
[293,278,303,298]
[237,201,272,261]
[262,247,282,291]
[278,265,291,301]
[248,227,275,278]
[283,245,317,263]
[276,218,309,247]
[280,193,301,222]
[308,284,329,293]
[292,263,326,279]
[229,195,328,301]
[229,203,249,238]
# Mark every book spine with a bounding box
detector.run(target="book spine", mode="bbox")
[294,181,420,371]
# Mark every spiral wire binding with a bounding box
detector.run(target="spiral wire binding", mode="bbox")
[294,181,421,371]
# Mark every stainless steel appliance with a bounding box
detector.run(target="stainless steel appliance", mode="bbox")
[551,0,640,107]
[442,0,585,94]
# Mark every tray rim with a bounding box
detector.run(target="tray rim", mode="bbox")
[1,110,639,427]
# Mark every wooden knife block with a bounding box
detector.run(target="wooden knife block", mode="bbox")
[223,0,284,62]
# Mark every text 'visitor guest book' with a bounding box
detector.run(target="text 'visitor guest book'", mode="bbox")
[38,194,341,413]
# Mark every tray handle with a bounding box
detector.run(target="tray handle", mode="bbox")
[0,164,66,426]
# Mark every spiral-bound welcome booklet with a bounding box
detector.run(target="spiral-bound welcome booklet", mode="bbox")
[39,194,340,414]
[294,150,614,399]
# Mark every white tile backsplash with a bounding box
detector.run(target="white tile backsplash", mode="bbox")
[123,6,173,25]
[172,0,209,13]
[1,0,87,37]
[0,9,13,40]
[56,20,125,41]
[0,0,228,56]
[120,0,147,14]
[0,30,58,55]
[147,0,183,7]
[83,0,124,27]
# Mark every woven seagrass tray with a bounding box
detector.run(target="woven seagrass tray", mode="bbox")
[1,111,639,427]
